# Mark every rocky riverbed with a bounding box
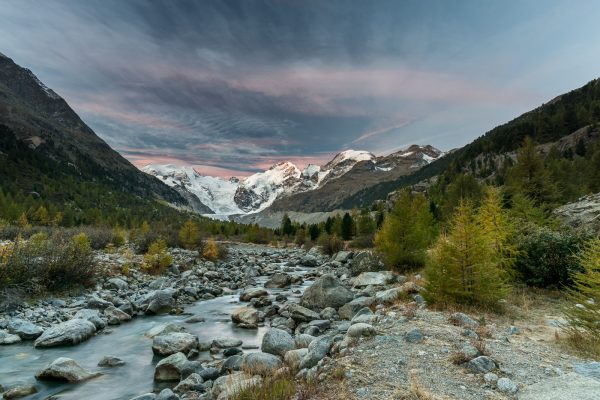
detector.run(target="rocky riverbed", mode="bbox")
[1,243,599,400]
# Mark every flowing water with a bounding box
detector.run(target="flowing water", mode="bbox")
[0,261,313,399]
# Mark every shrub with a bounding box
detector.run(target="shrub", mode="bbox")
[142,239,172,275]
[514,226,589,287]
[564,238,600,353]
[374,190,436,271]
[317,233,344,256]
[350,234,374,249]
[202,238,220,261]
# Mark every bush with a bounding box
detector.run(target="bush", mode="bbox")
[202,238,220,261]
[349,234,374,249]
[317,233,344,256]
[515,226,589,287]
[142,239,172,275]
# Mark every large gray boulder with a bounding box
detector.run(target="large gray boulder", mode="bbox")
[107,277,129,291]
[261,328,295,357]
[347,323,376,338]
[8,318,43,340]
[240,352,282,374]
[231,307,258,329]
[554,192,600,233]
[299,335,334,370]
[467,356,496,374]
[154,352,188,381]
[141,290,176,315]
[288,303,320,322]
[264,273,292,288]
[34,319,96,348]
[74,309,107,330]
[300,274,354,311]
[349,251,385,276]
[351,271,397,288]
[212,372,262,400]
[35,357,101,383]
[0,329,22,344]
[284,348,308,370]
[338,297,375,320]
[152,332,199,356]
[239,288,269,302]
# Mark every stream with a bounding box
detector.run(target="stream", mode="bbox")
[0,258,313,399]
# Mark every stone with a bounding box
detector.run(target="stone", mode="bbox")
[351,271,396,288]
[300,254,318,267]
[294,334,315,349]
[347,323,376,338]
[223,347,242,357]
[0,329,22,344]
[154,352,188,381]
[240,352,282,374]
[153,332,199,356]
[87,295,113,309]
[35,357,101,383]
[261,328,295,357]
[484,372,498,384]
[221,355,243,373]
[239,288,269,302]
[265,273,292,288]
[212,338,243,348]
[349,251,384,276]
[174,373,204,393]
[181,361,204,379]
[374,287,404,305]
[333,251,352,263]
[145,323,185,338]
[288,303,320,322]
[299,335,334,369]
[405,328,424,343]
[156,388,179,400]
[450,312,479,328]
[34,319,96,348]
[199,367,220,382]
[98,356,125,367]
[8,318,43,340]
[466,356,496,374]
[74,309,107,330]
[554,192,600,233]
[338,297,375,320]
[104,306,132,324]
[145,290,176,315]
[2,385,38,399]
[496,377,518,394]
[212,372,262,399]
[519,372,600,400]
[300,274,354,311]
[184,315,205,324]
[320,307,338,320]
[231,307,258,328]
[107,277,129,291]
[460,343,480,360]
[350,307,374,325]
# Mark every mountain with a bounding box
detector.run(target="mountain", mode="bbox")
[0,52,192,222]
[143,145,442,215]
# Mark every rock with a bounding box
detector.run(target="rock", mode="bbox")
[460,343,480,360]
[288,303,320,322]
[223,347,242,357]
[35,357,101,383]
[374,287,404,305]
[0,329,22,344]
[231,307,258,328]
[87,295,113,309]
[221,355,243,373]
[333,251,352,263]
[294,334,315,349]
[98,356,125,367]
[174,373,204,393]
[338,297,375,320]
[351,271,396,288]
[350,307,374,325]
[144,290,176,315]
[2,385,38,399]
[156,388,179,400]
[299,335,334,369]
[153,332,199,356]
[107,277,129,291]
[154,352,188,381]
[239,288,269,302]
[284,348,308,370]
[212,372,262,399]
[129,394,157,400]
[349,251,384,276]
[347,323,376,338]
[74,309,107,330]
[300,254,318,267]
[574,361,600,380]
[104,305,132,324]
[320,307,338,320]
[405,328,424,343]
[34,319,96,348]
[265,273,292,288]
[145,323,185,338]
[301,274,354,311]
[484,372,499,384]
[466,356,496,374]
[240,352,282,374]
[181,361,204,379]
[496,377,518,394]
[212,338,243,348]
[8,318,43,340]
[261,328,295,357]
[199,367,220,382]
[519,372,600,400]
[450,312,479,328]
[184,315,205,324]
[554,192,600,233]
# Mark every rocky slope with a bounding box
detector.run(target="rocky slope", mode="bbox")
[554,192,600,233]
[0,52,185,206]
[143,146,443,215]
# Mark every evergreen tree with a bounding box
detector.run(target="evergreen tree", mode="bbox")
[178,219,201,250]
[374,190,436,270]
[341,212,354,240]
[281,214,293,236]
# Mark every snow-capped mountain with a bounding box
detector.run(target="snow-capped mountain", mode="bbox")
[141,145,443,215]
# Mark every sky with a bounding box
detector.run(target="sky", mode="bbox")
[2,0,600,177]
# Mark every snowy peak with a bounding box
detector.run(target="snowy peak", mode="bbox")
[324,150,375,170]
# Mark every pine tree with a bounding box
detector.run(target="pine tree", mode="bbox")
[341,212,354,240]
[179,219,201,250]
[374,190,436,270]
[281,214,293,236]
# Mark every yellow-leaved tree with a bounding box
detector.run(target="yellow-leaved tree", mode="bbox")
[179,219,201,250]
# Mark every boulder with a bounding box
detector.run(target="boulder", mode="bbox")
[300,274,354,311]
[338,297,374,320]
[351,271,397,288]
[212,372,262,399]
[239,288,269,302]
[8,318,43,340]
[87,295,113,309]
[98,356,125,367]
[346,323,376,338]
[156,389,179,400]
[265,273,292,288]
[374,287,404,305]
[349,251,384,276]
[35,357,101,383]
[104,306,132,324]
[107,277,129,291]
[143,290,176,315]
[231,307,258,329]
[74,309,107,330]
[221,355,243,373]
[294,334,315,349]
[2,385,38,399]
[288,303,320,322]
[450,312,479,328]
[34,319,96,348]
[350,307,374,325]
[152,332,199,356]
[284,348,308,370]
[554,192,600,233]
[333,251,352,263]
[240,352,282,374]
[300,254,318,267]
[174,373,204,393]
[154,352,188,381]
[0,329,21,344]
[261,328,295,357]
[496,377,518,394]
[299,335,334,370]
[405,328,424,343]
[467,356,496,374]
[145,323,185,338]
[212,338,243,348]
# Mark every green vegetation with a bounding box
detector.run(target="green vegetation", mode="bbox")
[141,238,172,275]
[374,190,436,271]
[178,219,202,250]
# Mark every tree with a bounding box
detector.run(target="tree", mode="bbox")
[281,214,293,236]
[374,190,436,270]
[179,219,201,250]
[341,212,354,240]
[564,238,600,350]
[477,187,516,272]
[441,173,484,219]
[424,200,511,308]
[308,224,321,241]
